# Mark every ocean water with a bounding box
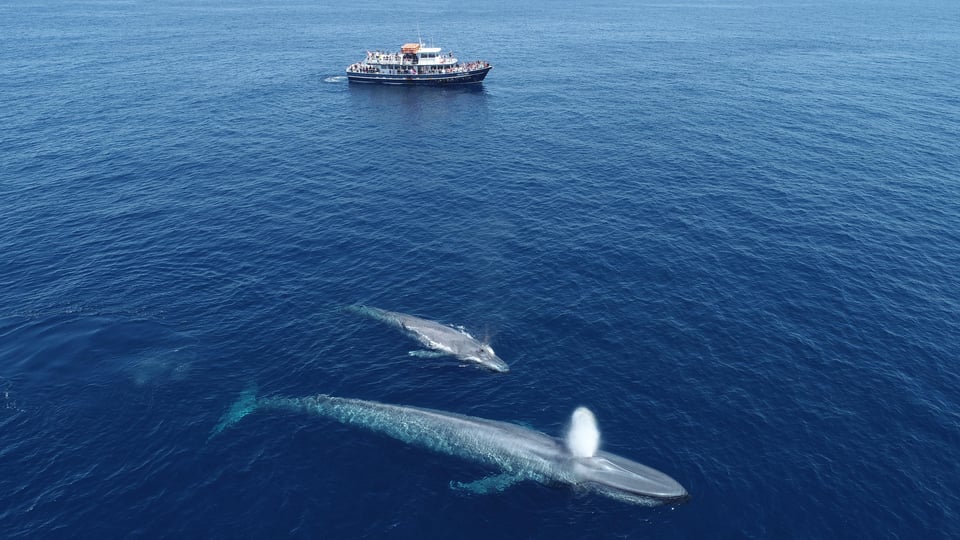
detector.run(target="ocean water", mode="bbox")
[2,0,959,537]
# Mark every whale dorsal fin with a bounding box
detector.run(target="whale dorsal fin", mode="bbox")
[565,406,600,458]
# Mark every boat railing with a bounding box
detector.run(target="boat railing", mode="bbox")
[347,59,491,75]
[364,52,469,66]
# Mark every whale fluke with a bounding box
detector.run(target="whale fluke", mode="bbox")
[211,387,258,437]
[565,407,600,458]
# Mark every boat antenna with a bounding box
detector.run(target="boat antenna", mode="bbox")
[417,23,422,46]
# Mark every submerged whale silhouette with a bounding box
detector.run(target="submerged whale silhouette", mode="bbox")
[348,305,509,372]
[213,392,689,506]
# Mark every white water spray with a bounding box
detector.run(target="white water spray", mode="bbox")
[565,406,600,458]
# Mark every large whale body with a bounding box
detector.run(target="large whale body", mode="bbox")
[347,305,509,373]
[214,392,689,506]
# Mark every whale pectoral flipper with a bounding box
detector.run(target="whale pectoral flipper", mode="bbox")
[408,350,449,358]
[450,472,526,494]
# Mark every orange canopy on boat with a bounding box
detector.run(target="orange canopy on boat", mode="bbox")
[401,43,421,54]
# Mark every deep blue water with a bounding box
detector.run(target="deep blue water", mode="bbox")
[2,0,959,537]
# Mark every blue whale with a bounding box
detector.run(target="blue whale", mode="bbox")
[214,392,689,506]
[347,305,509,372]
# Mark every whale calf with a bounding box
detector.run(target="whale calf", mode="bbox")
[347,305,509,372]
[214,392,689,506]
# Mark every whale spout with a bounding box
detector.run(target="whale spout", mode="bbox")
[566,407,600,458]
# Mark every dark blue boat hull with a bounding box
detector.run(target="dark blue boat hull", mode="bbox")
[347,67,491,86]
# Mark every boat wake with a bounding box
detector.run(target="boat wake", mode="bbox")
[325,75,348,83]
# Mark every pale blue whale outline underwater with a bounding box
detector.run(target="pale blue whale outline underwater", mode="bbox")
[347,305,509,373]
[214,391,689,506]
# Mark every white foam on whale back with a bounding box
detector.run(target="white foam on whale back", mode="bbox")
[565,406,600,458]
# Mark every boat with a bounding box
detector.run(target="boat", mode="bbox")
[346,42,492,85]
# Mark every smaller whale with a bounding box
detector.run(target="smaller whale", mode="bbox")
[347,305,509,373]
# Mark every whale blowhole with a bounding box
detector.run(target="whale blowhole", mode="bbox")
[565,406,600,458]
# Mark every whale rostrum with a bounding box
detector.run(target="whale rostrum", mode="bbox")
[214,392,689,506]
[348,305,509,372]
